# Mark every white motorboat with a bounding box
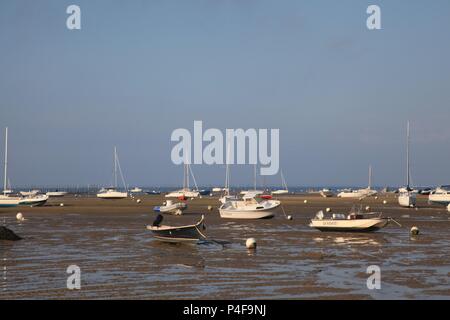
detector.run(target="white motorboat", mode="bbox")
[398,121,417,208]
[212,187,223,193]
[46,191,68,197]
[320,188,334,198]
[19,194,49,207]
[166,164,200,198]
[20,190,40,197]
[153,200,187,215]
[309,210,391,232]
[428,185,450,205]
[97,147,128,199]
[0,128,20,208]
[130,187,143,193]
[219,191,280,219]
[271,169,289,195]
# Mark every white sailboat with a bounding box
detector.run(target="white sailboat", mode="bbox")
[0,127,20,208]
[398,121,417,208]
[165,163,199,198]
[337,165,377,198]
[271,169,289,195]
[97,147,128,199]
[219,148,239,204]
[240,164,264,196]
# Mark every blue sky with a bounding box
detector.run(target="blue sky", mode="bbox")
[1,0,450,188]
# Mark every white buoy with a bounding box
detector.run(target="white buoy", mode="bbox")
[375,196,379,200]
[410,226,419,235]
[365,206,370,211]
[207,205,213,211]
[16,212,24,221]
[304,200,308,204]
[326,207,331,213]
[60,203,64,207]
[136,199,141,203]
[246,238,257,249]
[287,215,293,220]
[383,200,387,205]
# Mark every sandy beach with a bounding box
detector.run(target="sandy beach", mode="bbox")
[0,194,449,299]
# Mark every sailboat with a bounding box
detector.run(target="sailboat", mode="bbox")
[271,169,289,195]
[97,147,128,199]
[0,128,20,208]
[219,148,238,204]
[165,163,200,198]
[337,165,377,198]
[398,121,417,208]
[240,164,264,196]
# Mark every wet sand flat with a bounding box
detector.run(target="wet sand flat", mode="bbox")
[0,194,449,299]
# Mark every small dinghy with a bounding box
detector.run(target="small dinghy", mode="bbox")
[147,215,207,243]
[309,208,395,232]
[153,200,187,215]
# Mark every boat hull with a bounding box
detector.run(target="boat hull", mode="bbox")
[428,194,450,205]
[310,218,389,232]
[219,210,276,219]
[97,192,128,199]
[19,195,49,207]
[147,216,206,243]
[398,193,416,207]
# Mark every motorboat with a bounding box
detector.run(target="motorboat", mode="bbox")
[0,128,20,208]
[130,187,143,193]
[19,194,49,207]
[20,190,40,197]
[146,190,161,195]
[219,191,280,219]
[320,188,334,198]
[46,190,68,197]
[166,164,200,198]
[428,185,450,205]
[212,187,223,193]
[153,200,187,215]
[97,147,128,199]
[146,214,207,243]
[309,209,393,232]
[398,121,417,208]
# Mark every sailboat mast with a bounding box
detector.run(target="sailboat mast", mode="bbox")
[254,164,257,191]
[3,127,8,193]
[368,165,372,189]
[406,121,410,189]
[114,146,117,188]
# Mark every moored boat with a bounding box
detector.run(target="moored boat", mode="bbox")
[219,191,280,219]
[428,185,450,205]
[19,194,49,207]
[153,200,187,215]
[146,214,207,243]
[309,209,392,232]
[97,147,128,200]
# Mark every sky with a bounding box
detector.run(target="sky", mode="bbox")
[1,0,450,188]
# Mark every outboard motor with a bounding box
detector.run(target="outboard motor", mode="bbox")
[152,214,163,227]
